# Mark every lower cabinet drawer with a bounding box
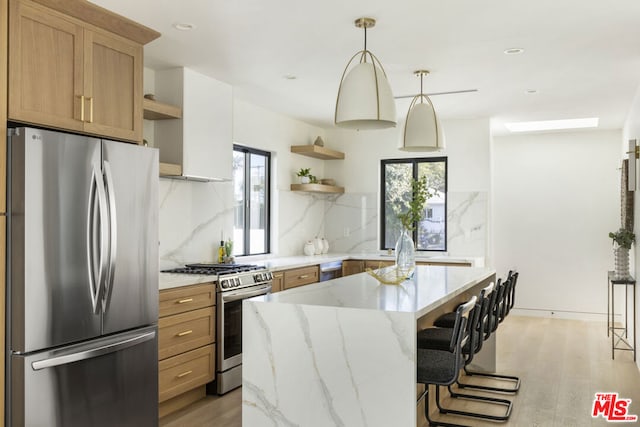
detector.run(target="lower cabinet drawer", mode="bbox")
[283,265,319,289]
[159,306,215,360]
[159,345,215,403]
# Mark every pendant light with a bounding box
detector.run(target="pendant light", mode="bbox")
[400,70,444,151]
[335,17,396,130]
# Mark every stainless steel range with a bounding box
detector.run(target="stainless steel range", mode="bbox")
[161,263,272,394]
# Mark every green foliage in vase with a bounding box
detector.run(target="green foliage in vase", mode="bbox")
[396,176,433,231]
[609,228,636,249]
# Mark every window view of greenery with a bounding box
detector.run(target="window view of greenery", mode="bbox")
[233,145,270,256]
[382,158,447,251]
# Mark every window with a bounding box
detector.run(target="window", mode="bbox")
[233,145,271,256]
[381,157,447,251]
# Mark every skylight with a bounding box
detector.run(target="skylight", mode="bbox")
[504,118,599,133]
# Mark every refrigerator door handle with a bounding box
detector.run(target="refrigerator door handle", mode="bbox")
[86,165,109,314]
[102,160,118,312]
[31,330,156,371]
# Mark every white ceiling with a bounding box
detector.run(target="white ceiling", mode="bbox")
[92,0,640,135]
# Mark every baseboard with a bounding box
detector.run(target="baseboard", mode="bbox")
[510,308,620,322]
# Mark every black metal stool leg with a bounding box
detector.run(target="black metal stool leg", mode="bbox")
[419,386,471,427]
[457,366,521,393]
[433,383,512,422]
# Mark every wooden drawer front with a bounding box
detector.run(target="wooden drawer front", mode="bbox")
[159,283,215,317]
[364,260,394,270]
[159,345,215,403]
[159,307,215,360]
[283,265,319,289]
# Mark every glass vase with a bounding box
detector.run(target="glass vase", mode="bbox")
[614,245,630,279]
[395,228,416,277]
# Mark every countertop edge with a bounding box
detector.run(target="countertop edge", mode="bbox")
[159,253,483,290]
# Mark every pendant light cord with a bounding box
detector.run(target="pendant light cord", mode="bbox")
[420,72,424,103]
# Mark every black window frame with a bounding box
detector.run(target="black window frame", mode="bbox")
[233,144,271,256]
[380,157,448,252]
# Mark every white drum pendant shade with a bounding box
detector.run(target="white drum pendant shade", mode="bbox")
[335,62,397,130]
[400,98,445,151]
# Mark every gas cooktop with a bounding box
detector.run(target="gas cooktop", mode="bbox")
[161,263,273,291]
[161,263,263,276]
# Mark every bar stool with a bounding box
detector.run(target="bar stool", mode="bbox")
[417,283,512,422]
[416,296,476,427]
[459,272,520,393]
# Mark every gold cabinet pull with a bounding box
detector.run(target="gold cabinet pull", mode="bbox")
[80,96,85,122]
[299,274,309,279]
[176,370,192,378]
[177,298,193,304]
[176,330,193,337]
[88,97,94,123]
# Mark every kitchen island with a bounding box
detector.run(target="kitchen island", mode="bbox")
[242,265,495,427]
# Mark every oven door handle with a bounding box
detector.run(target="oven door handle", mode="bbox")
[221,285,272,302]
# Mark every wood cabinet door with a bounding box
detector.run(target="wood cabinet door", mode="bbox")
[364,260,394,270]
[8,0,84,131]
[83,28,142,142]
[342,260,364,276]
[271,272,284,293]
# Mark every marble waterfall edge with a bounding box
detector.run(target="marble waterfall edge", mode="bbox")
[242,300,417,427]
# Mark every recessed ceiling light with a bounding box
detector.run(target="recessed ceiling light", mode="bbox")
[504,48,524,55]
[173,23,195,31]
[283,74,297,80]
[525,89,538,94]
[505,118,599,133]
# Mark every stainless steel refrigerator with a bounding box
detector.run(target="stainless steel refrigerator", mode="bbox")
[6,127,159,427]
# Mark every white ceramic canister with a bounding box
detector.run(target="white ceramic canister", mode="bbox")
[303,241,316,256]
[321,238,329,254]
[313,237,323,255]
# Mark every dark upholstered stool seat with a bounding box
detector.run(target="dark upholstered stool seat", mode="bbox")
[417,349,463,385]
[417,327,476,354]
[433,311,457,328]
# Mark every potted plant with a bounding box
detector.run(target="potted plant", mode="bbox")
[297,167,311,184]
[609,228,635,279]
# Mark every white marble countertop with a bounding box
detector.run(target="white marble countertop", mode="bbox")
[159,254,483,290]
[249,265,495,319]
[159,273,215,290]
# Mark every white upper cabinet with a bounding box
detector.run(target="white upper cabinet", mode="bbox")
[155,67,232,181]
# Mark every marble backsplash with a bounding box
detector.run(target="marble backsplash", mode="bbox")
[159,178,234,269]
[323,191,488,257]
[159,181,487,267]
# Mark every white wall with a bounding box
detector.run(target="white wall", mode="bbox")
[492,130,620,318]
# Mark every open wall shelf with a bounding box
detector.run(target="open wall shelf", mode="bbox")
[290,145,344,160]
[290,183,344,194]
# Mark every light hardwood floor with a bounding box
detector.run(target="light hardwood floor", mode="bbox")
[159,316,640,427]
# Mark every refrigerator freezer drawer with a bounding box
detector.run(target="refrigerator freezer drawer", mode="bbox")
[159,344,215,403]
[10,326,158,427]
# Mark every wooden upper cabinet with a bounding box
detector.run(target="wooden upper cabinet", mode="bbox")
[8,0,151,143]
[8,0,84,132]
[83,29,142,141]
